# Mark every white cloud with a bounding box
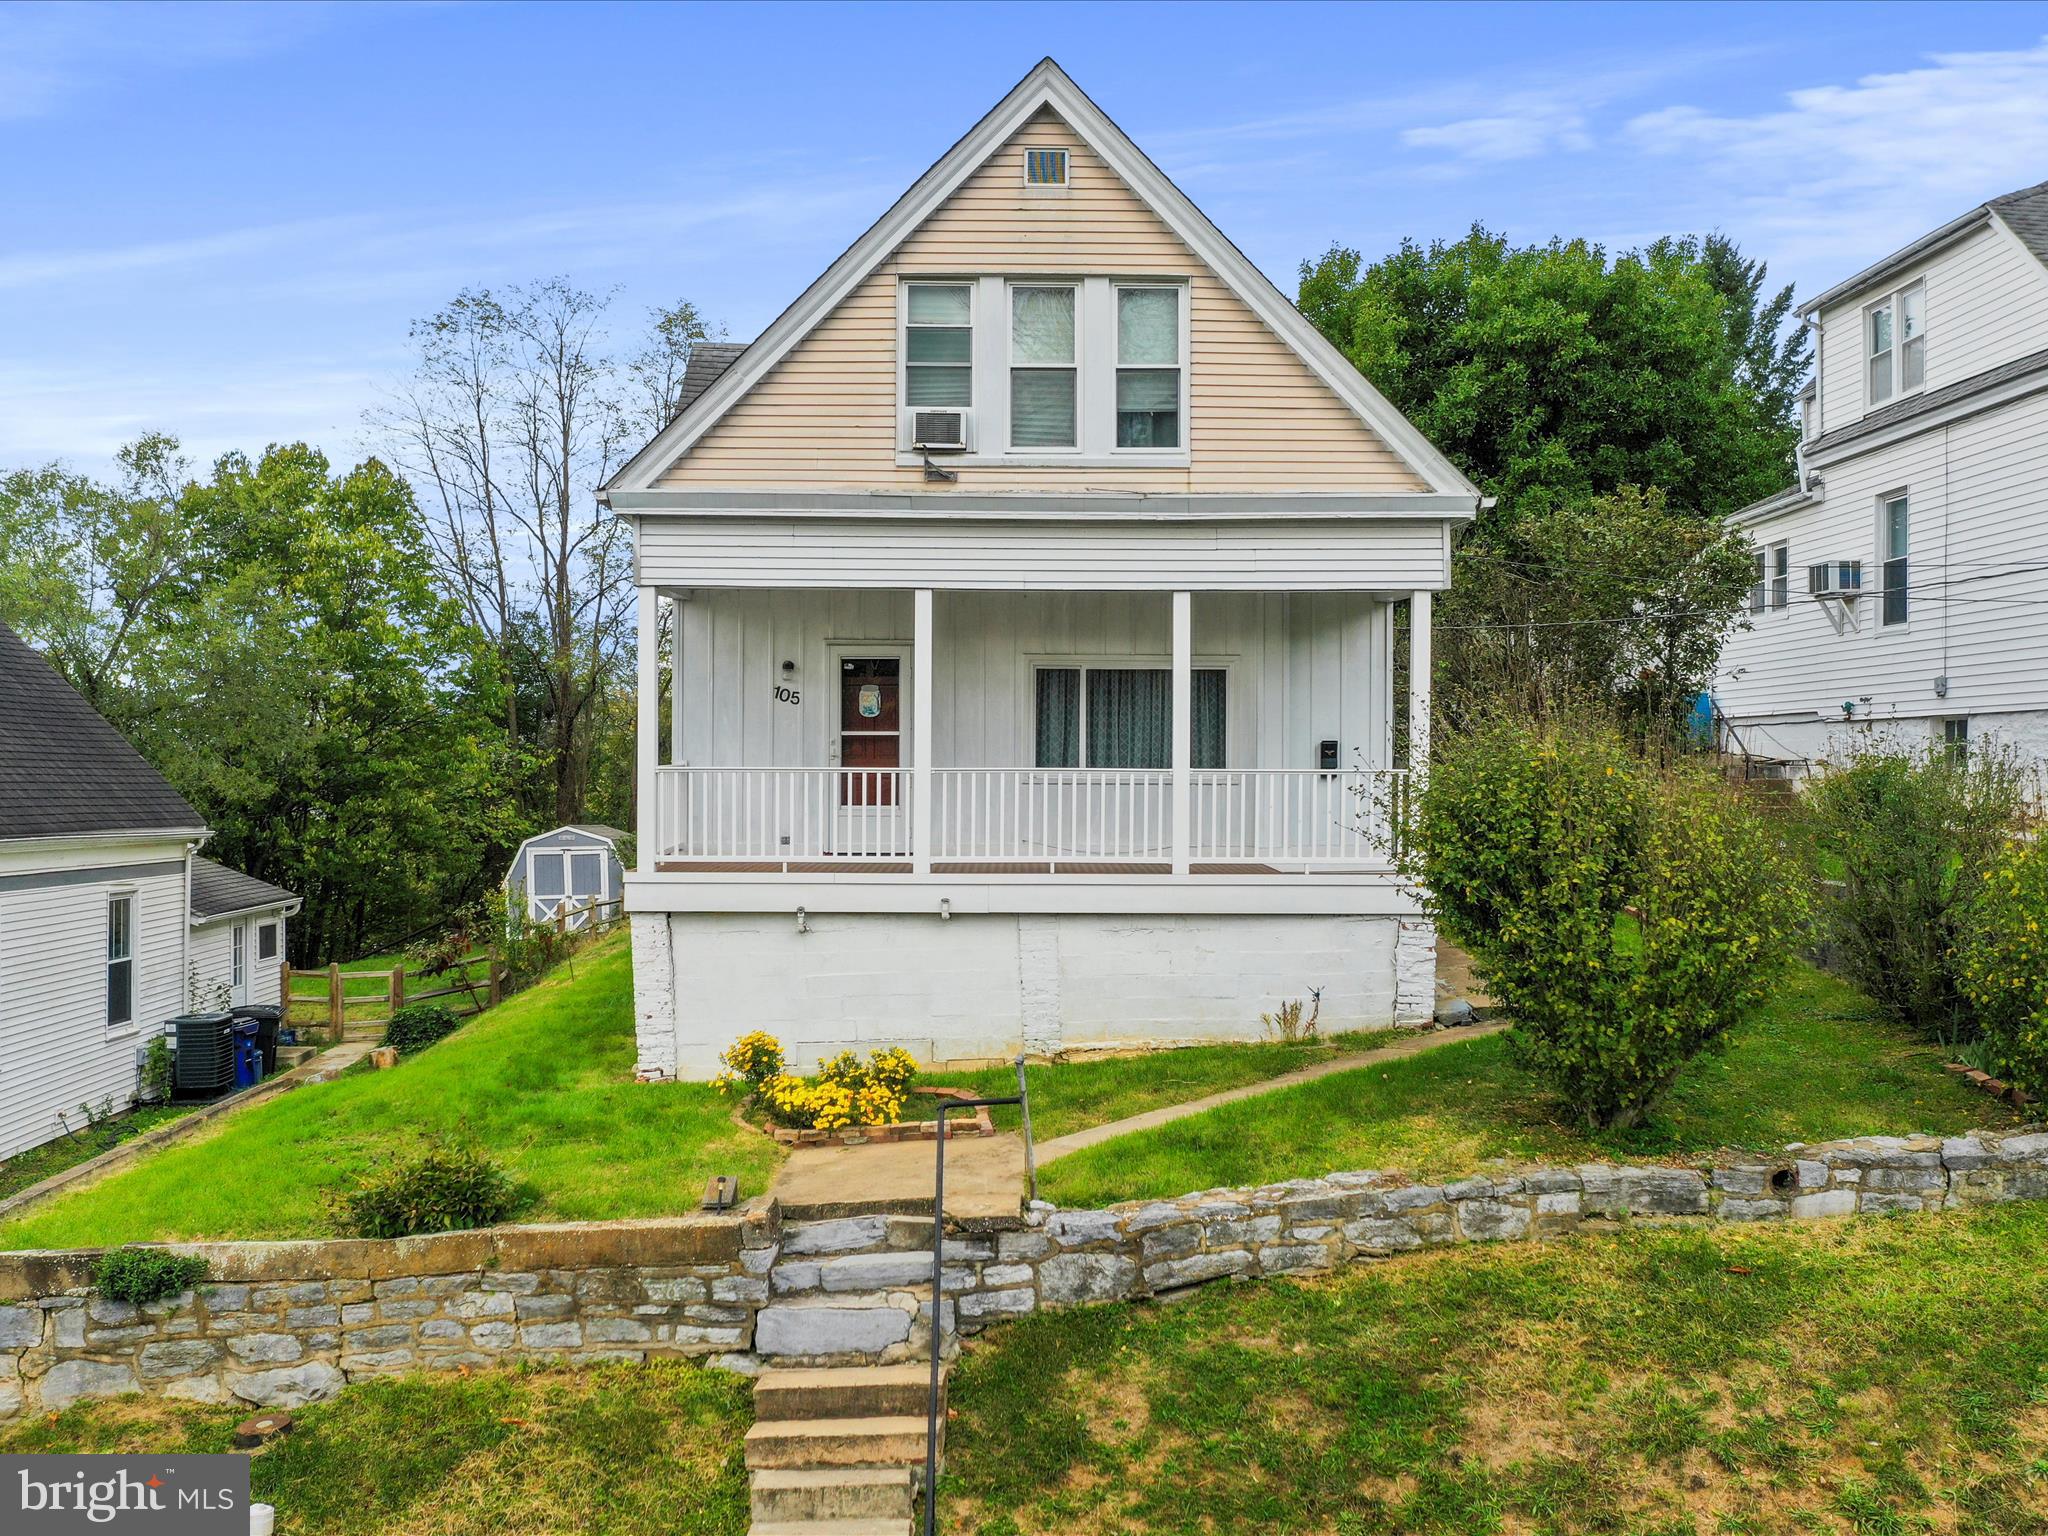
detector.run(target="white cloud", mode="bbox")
[1401,99,1594,164]
[1627,38,2048,267]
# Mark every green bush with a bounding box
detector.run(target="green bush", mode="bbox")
[141,1034,174,1103]
[1801,745,2028,1044]
[1410,716,1806,1129]
[94,1247,209,1304]
[1958,838,2048,1093]
[335,1139,517,1238]
[384,1002,461,1056]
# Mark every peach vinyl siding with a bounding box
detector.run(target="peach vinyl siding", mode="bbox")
[660,108,1425,493]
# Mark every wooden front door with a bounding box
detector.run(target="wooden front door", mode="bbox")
[839,657,901,806]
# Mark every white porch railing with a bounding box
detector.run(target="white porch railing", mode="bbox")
[650,765,1405,869]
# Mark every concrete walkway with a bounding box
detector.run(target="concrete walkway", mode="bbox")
[1033,1019,1509,1166]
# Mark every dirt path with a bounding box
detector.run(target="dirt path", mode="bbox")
[1033,1019,1509,1166]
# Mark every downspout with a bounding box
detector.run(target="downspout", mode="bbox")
[182,842,198,1015]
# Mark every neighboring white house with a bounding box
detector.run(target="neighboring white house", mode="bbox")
[0,623,296,1159]
[1715,178,2048,776]
[505,825,626,928]
[604,61,1484,1080]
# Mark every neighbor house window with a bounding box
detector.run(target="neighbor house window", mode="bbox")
[1866,282,1926,405]
[1942,717,1969,766]
[1750,541,1789,612]
[1881,493,1909,625]
[231,924,246,992]
[1009,285,1077,448]
[107,893,135,1027]
[1034,666,1225,769]
[258,922,279,961]
[1115,286,1181,448]
[905,284,973,408]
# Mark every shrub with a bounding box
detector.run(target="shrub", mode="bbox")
[723,1039,918,1130]
[141,1034,174,1103]
[1410,716,1806,1129]
[714,1031,785,1094]
[1958,838,2048,1093]
[384,1002,461,1056]
[1801,744,2029,1044]
[94,1247,209,1305]
[335,1138,518,1238]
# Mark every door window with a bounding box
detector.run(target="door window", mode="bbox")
[839,658,902,806]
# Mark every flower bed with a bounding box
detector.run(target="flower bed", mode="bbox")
[715,1032,925,1136]
[769,1087,996,1146]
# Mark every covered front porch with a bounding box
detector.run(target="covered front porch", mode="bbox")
[632,585,1431,881]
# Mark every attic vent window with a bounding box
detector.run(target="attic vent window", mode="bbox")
[1025,147,1069,187]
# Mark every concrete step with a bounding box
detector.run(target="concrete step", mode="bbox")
[755,1365,937,1423]
[744,1415,931,1472]
[750,1468,915,1524]
[748,1521,914,1536]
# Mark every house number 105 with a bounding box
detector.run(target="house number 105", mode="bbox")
[771,685,801,705]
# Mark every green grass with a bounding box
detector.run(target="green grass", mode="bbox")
[0,1360,751,1536]
[0,933,782,1248]
[0,1103,196,1203]
[921,1027,1404,1141]
[942,1202,2048,1535]
[1037,962,2017,1207]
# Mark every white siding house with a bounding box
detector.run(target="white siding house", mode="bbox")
[187,858,297,1011]
[0,625,295,1159]
[607,62,1484,1080]
[1716,179,2048,775]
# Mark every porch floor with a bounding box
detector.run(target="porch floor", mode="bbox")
[650,858,1314,876]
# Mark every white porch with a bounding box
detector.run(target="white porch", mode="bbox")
[631,586,1431,887]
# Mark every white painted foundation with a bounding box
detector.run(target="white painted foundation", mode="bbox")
[633,910,1424,1079]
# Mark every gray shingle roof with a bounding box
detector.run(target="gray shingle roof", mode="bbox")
[567,823,627,842]
[1808,344,2048,455]
[189,855,296,919]
[1990,179,2048,268]
[675,343,749,415]
[0,622,204,840]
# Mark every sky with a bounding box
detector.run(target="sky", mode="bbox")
[5,0,2048,479]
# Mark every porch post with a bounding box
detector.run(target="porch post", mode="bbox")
[1408,589,1432,789]
[1171,590,1192,875]
[636,585,660,873]
[913,588,934,876]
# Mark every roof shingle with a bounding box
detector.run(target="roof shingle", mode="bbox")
[189,855,296,919]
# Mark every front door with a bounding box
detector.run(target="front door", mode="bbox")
[835,657,907,855]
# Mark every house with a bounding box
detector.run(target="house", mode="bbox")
[505,825,626,928]
[1714,179,2048,777]
[603,61,1483,1080]
[0,623,295,1158]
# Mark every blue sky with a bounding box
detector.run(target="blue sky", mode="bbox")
[5,1,2048,477]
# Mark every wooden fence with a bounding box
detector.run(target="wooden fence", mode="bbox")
[279,895,627,1041]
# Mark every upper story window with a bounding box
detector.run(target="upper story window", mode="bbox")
[1881,492,1910,625]
[1116,287,1181,447]
[1866,282,1926,406]
[906,284,973,408]
[1024,147,1069,187]
[1010,285,1077,448]
[1749,541,1789,612]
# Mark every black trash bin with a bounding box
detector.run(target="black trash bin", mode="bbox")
[170,1012,236,1100]
[232,1004,283,1077]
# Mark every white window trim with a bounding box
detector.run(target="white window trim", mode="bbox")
[896,275,1192,468]
[106,887,138,1033]
[1864,280,1927,409]
[257,920,280,963]
[1006,282,1082,454]
[1111,281,1190,457]
[1026,657,1231,770]
[1750,540,1790,614]
[1878,489,1911,628]
[231,922,247,993]
[1021,146,1070,190]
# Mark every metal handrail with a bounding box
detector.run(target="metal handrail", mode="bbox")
[924,1069,1031,1536]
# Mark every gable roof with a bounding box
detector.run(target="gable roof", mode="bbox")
[189,856,297,920]
[607,59,1477,499]
[0,622,206,842]
[1802,177,2048,316]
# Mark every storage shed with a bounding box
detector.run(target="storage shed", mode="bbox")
[506,825,626,927]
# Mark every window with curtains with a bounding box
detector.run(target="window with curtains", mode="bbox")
[1034,666,1225,769]
[1116,286,1180,447]
[1010,285,1076,448]
[906,284,973,408]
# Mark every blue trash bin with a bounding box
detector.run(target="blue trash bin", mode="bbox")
[232,1019,263,1089]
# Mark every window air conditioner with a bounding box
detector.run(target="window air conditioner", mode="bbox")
[912,408,969,451]
[1807,560,1863,600]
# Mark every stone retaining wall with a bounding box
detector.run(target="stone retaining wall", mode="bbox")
[6,1127,2046,1418]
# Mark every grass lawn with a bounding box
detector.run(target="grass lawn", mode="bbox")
[1037,962,2019,1208]
[943,1202,2048,1535]
[0,933,782,1249]
[922,1026,1404,1141]
[0,1360,751,1536]
[0,1103,196,1204]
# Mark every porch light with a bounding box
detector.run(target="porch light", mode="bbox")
[781,659,796,675]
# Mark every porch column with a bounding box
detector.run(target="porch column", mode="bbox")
[636,584,660,873]
[913,588,934,876]
[1171,590,1192,875]
[1408,589,1432,788]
